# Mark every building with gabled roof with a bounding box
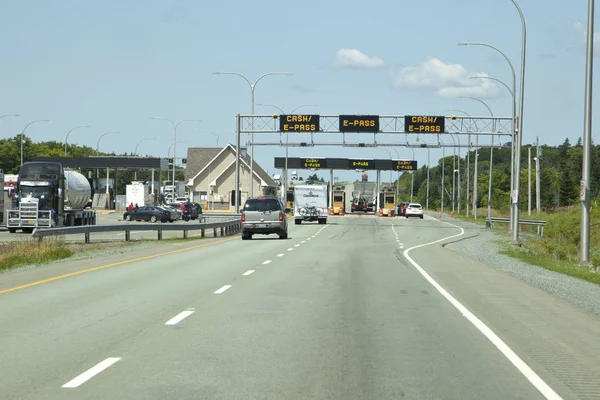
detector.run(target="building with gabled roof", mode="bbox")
[186,144,278,210]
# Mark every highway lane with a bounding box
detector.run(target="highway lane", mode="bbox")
[0,215,598,399]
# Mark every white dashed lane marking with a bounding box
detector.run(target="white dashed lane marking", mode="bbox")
[214,285,232,294]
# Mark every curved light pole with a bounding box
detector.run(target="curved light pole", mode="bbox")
[257,103,318,201]
[449,108,474,217]
[64,125,90,157]
[458,41,517,233]
[511,0,527,243]
[460,97,496,221]
[151,118,201,195]
[438,138,446,213]
[0,113,19,121]
[581,0,595,263]
[96,131,119,155]
[134,137,156,156]
[167,140,188,187]
[470,75,514,147]
[213,71,294,198]
[390,147,401,203]
[21,119,50,166]
[198,129,235,148]
[408,147,415,202]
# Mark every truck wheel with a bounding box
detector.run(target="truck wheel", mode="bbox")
[295,219,301,225]
[8,228,16,234]
[150,216,157,223]
[278,231,287,239]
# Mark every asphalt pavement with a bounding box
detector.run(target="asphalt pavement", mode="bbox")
[0,213,599,399]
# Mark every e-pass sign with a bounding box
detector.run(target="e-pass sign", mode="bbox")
[404,115,445,133]
[279,115,320,132]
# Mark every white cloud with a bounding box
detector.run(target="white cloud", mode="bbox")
[392,58,501,98]
[572,21,600,53]
[333,49,385,69]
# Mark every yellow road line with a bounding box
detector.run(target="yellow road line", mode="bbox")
[0,236,238,295]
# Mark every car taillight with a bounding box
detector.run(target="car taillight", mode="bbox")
[241,213,245,222]
[279,212,283,221]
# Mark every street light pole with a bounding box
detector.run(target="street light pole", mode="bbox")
[0,113,19,121]
[151,118,201,197]
[426,148,430,209]
[64,125,90,157]
[510,0,528,243]
[96,131,119,156]
[213,71,294,198]
[257,103,318,202]
[581,0,594,263]
[134,137,156,156]
[448,109,474,217]
[458,42,517,232]
[20,119,50,166]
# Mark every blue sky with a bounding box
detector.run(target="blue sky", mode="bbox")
[0,0,595,181]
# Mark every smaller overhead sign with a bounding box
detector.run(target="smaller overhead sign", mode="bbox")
[348,159,374,169]
[279,115,320,132]
[404,115,445,133]
[393,160,417,171]
[339,115,380,132]
[301,158,326,169]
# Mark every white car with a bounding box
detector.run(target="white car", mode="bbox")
[405,203,424,219]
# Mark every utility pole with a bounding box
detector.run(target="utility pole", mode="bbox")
[536,137,541,214]
[528,146,531,215]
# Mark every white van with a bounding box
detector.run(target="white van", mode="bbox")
[293,184,328,225]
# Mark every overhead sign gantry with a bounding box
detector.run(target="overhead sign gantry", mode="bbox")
[274,157,417,171]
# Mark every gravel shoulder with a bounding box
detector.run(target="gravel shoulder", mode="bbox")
[437,215,600,317]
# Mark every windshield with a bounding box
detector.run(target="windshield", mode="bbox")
[243,199,280,212]
[19,163,61,180]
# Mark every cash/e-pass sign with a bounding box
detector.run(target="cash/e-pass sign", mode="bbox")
[339,115,379,132]
[301,158,326,169]
[279,115,320,132]
[394,160,417,171]
[348,159,373,169]
[404,115,445,133]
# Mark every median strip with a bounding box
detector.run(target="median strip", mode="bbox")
[62,357,121,388]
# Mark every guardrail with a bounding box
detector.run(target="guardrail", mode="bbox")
[32,218,242,244]
[485,217,546,237]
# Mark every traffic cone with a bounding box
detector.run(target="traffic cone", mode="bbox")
[329,207,333,215]
[450,211,453,218]
[438,212,441,218]
[379,208,383,216]
[340,207,344,215]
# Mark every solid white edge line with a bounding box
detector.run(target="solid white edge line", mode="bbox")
[403,220,563,400]
[213,285,232,294]
[243,270,255,276]
[62,357,121,388]
[262,260,272,265]
[165,310,195,326]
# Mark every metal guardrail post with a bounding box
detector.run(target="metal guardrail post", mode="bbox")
[213,228,217,237]
[125,230,130,241]
[220,227,224,236]
[85,232,90,244]
[183,230,188,239]
[201,229,205,238]
[158,230,162,240]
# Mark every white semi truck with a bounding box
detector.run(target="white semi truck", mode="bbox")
[7,162,96,233]
[293,184,329,225]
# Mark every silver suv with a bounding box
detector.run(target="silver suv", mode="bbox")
[241,196,289,240]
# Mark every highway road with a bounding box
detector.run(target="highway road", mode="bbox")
[1,214,599,399]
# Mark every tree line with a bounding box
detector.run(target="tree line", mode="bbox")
[0,135,186,194]
[398,137,594,213]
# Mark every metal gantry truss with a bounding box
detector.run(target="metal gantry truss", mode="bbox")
[237,114,514,147]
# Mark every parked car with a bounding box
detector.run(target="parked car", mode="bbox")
[123,206,171,223]
[405,203,424,219]
[156,206,179,222]
[241,196,289,240]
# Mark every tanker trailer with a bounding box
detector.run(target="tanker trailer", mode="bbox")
[7,162,96,233]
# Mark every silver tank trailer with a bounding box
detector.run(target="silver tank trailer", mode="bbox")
[64,170,92,210]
